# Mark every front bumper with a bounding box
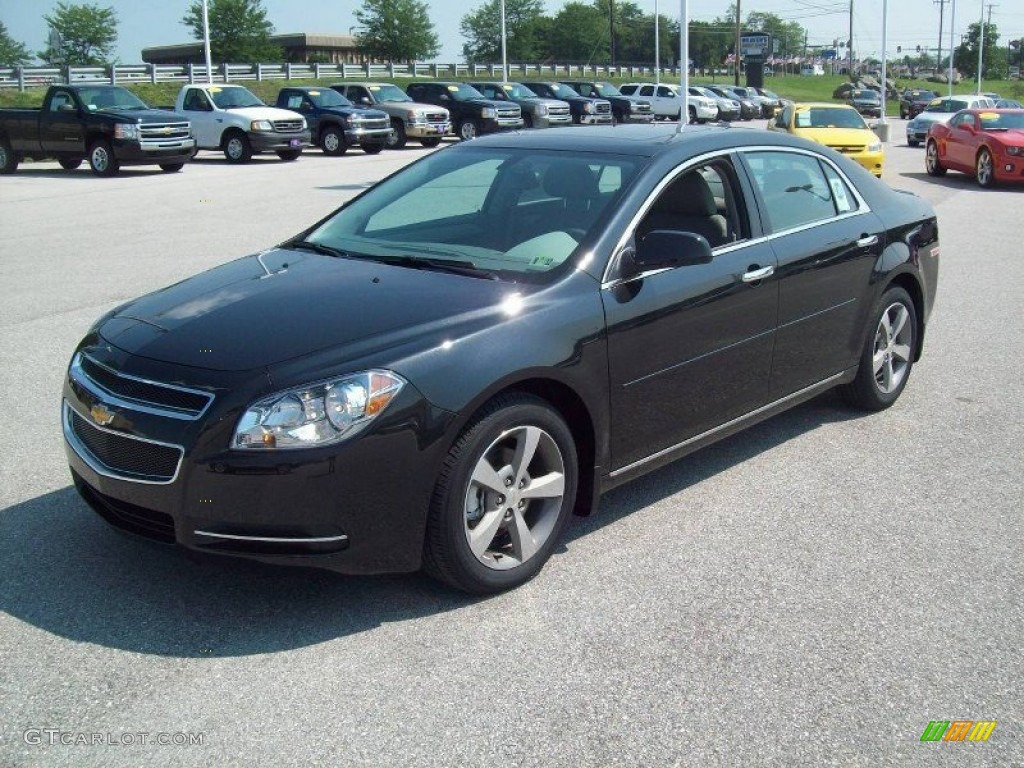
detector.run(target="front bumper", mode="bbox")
[621,112,655,123]
[405,121,450,138]
[112,138,196,166]
[906,125,932,144]
[694,104,718,121]
[344,126,392,145]
[532,113,573,128]
[578,113,613,125]
[849,150,885,177]
[247,130,311,152]
[62,346,456,575]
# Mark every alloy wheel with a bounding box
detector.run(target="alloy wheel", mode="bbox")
[976,149,994,188]
[872,302,913,394]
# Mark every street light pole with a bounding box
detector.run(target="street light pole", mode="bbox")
[500,0,508,81]
[976,0,984,94]
[202,0,213,84]
[655,0,660,86]
[948,0,957,96]
[679,0,689,130]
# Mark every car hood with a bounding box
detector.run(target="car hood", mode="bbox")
[794,127,876,145]
[98,248,515,372]
[98,108,188,123]
[220,106,304,121]
[986,129,1024,145]
[914,111,954,124]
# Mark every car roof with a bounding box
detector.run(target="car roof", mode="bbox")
[791,102,859,110]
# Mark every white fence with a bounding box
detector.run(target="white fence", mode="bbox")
[0,61,682,91]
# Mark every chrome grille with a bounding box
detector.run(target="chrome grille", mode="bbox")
[549,106,571,118]
[595,102,612,114]
[827,144,866,154]
[72,353,212,420]
[272,120,305,133]
[65,403,183,484]
[497,107,521,119]
[633,103,653,114]
[352,116,390,130]
[425,112,448,124]
[139,122,191,141]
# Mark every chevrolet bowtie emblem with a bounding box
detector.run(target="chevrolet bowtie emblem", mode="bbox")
[90,403,115,426]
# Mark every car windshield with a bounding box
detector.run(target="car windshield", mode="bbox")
[912,90,937,100]
[796,107,867,129]
[445,83,485,101]
[759,89,779,99]
[79,87,150,111]
[503,83,537,99]
[546,83,579,99]
[209,87,265,109]
[301,147,644,284]
[853,90,879,101]
[594,82,623,97]
[979,111,1024,130]
[369,84,411,102]
[310,89,352,108]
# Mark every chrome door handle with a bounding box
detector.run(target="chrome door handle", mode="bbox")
[742,265,774,283]
[857,235,879,248]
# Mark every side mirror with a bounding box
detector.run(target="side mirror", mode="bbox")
[629,230,713,274]
[359,97,371,105]
[58,103,76,113]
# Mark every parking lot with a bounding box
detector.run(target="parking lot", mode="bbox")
[1,122,1021,767]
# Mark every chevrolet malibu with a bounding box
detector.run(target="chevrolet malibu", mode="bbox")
[64,125,939,594]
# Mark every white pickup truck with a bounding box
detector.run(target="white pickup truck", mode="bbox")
[174,83,311,163]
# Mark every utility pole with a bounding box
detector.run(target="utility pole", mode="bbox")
[735,0,741,86]
[848,0,854,80]
[978,2,996,93]
[609,0,616,69]
[947,0,956,96]
[935,0,947,75]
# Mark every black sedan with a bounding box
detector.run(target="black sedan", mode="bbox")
[64,126,939,594]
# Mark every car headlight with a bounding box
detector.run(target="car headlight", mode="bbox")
[232,370,406,450]
[113,123,139,140]
[536,105,548,116]
[1006,146,1023,156]
[867,141,882,153]
[583,102,594,113]
[250,120,274,131]
[481,107,496,118]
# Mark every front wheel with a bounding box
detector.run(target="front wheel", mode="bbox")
[276,149,301,161]
[925,140,946,176]
[687,106,696,123]
[422,394,578,594]
[839,286,918,411]
[88,139,119,177]
[58,156,83,170]
[159,162,184,173]
[320,126,346,155]
[387,119,407,149]
[975,148,995,188]
[457,119,479,141]
[0,138,17,174]
[361,143,384,155]
[223,132,252,164]
[907,138,919,147]
[419,136,441,148]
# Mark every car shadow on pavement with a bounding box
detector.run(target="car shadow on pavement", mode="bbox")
[898,171,1024,191]
[0,393,861,659]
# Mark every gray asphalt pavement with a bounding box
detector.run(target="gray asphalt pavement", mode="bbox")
[1,123,1021,767]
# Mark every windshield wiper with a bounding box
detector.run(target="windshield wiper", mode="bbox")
[285,239,350,258]
[374,254,498,280]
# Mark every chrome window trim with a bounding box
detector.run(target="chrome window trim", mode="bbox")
[600,145,874,289]
[71,352,213,421]
[63,400,185,485]
[194,530,349,544]
[610,370,848,478]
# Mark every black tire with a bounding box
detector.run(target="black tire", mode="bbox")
[223,131,252,164]
[387,119,407,149]
[925,139,946,176]
[361,143,384,155]
[320,125,346,155]
[419,136,441,148]
[975,148,995,188]
[524,113,534,128]
[159,162,184,173]
[839,286,918,411]
[58,156,83,170]
[422,394,578,594]
[687,106,696,123]
[88,139,119,177]
[0,138,17,174]
[907,138,919,147]
[457,119,479,141]
[276,149,302,161]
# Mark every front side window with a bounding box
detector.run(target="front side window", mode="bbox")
[745,151,848,233]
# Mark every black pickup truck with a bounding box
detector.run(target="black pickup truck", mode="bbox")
[520,81,613,125]
[0,84,195,176]
[558,81,654,124]
[405,81,522,140]
[275,86,391,155]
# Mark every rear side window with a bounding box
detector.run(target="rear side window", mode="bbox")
[745,151,852,232]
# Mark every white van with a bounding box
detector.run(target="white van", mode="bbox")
[801,64,825,76]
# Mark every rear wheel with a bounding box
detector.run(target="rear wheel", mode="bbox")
[925,140,946,176]
[276,149,301,161]
[361,143,384,155]
[320,126,346,155]
[159,162,184,173]
[419,136,441,148]
[58,156,83,170]
[975,148,995,188]
[88,139,119,177]
[422,394,578,594]
[0,138,17,174]
[687,106,696,123]
[387,119,407,149]
[839,286,918,411]
[223,131,252,164]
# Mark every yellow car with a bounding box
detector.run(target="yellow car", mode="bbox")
[768,102,884,177]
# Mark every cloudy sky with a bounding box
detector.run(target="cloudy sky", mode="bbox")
[3,0,1022,63]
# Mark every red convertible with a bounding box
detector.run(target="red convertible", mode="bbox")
[926,108,1024,187]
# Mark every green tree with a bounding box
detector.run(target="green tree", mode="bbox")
[543,2,607,62]
[745,11,804,60]
[0,21,32,66]
[461,0,545,63]
[355,0,439,63]
[40,2,118,65]
[954,22,1004,78]
[688,20,730,73]
[182,0,282,64]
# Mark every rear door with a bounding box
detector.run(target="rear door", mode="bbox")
[740,149,884,398]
